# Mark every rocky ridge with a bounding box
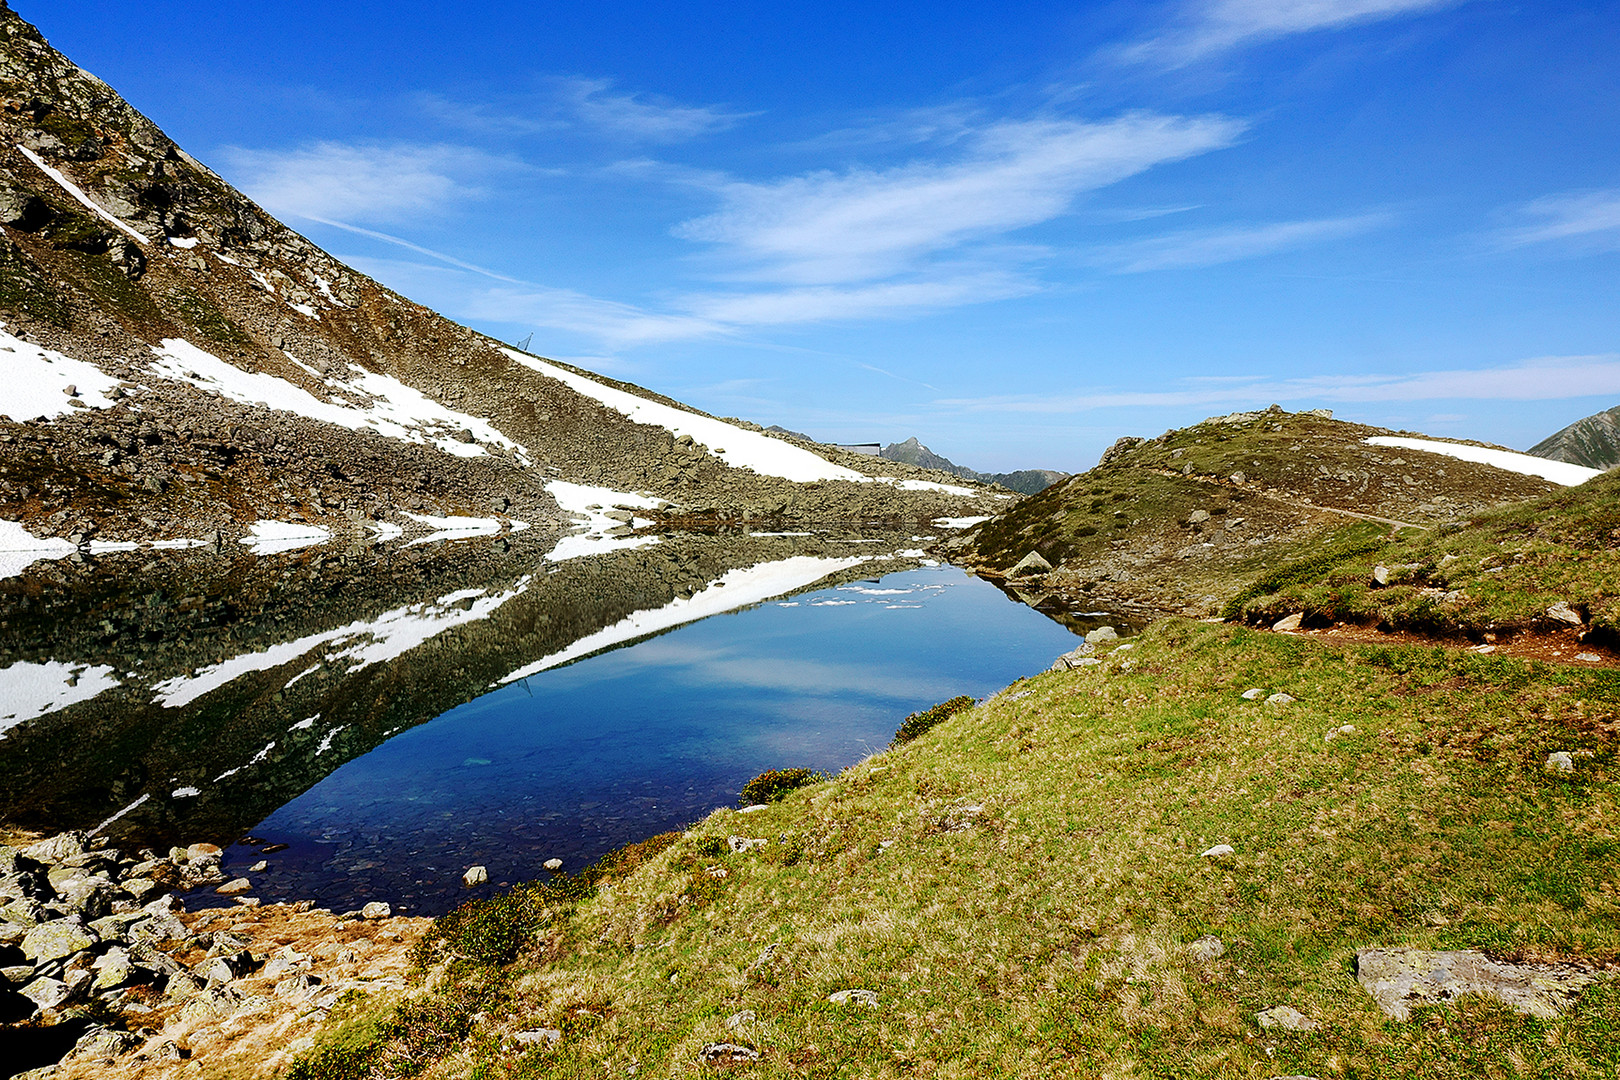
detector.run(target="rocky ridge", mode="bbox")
[0,2,1005,552]
[1529,404,1620,471]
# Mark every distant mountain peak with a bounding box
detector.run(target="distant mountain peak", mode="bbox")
[879,437,1068,495]
[1529,406,1620,471]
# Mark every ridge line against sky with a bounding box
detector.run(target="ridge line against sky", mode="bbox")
[33,0,1620,470]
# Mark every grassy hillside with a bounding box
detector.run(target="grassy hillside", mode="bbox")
[1231,468,1620,641]
[952,407,1557,617]
[291,620,1619,1079]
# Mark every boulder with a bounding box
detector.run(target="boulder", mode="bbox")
[20,921,96,963]
[1272,613,1304,632]
[1050,642,1097,671]
[700,1043,761,1064]
[1266,693,1296,706]
[360,901,391,919]
[215,877,253,896]
[1088,625,1119,644]
[462,866,488,887]
[19,976,73,1011]
[185,843,223,861]
[542,858,564,871]
[1188,509,1211,525]
[1241,688,1266,700]
[1355,947,1608,1021]
[1371,564,1390,587]
[68,1026,140,1061]
[1546,601,1583,626]
[828,988,879,1007]
[1256,1004,1319,1032]
[1200,844,1235,858]
[21,833,86,865]
[197,950,255,984]
[1007,551,1053,577]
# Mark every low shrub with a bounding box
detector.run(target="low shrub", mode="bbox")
[892,695,976,746]
[739,768,823,806]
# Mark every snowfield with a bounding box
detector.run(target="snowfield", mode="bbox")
[0,520,76,581]
[1365,436,1601,487]
[542,480,663,562]
[504,349,866,484]
[149,338,526,461]
[0,326,120,422]
[498,554,872,682]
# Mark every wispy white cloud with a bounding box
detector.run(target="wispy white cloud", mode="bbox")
[1499,189,1620,250]
[934,354,1620,414]
[1122,0,1462,65]
[676,112,1248,284]
[219,141,513,226]
[556,77,756,142]
[1092,212,1390,272]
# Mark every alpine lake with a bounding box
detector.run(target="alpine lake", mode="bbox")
[0,524,1126,915]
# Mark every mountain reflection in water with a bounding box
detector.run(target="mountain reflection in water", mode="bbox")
[0,530,1084,914]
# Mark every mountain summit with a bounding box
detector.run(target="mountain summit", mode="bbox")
[0,4,1004,552]
[1529,405,1620,471]
[879,437,1068,495]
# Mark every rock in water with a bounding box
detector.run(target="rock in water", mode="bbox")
[542,858,563,871]
[1007,550,1053,577]
[1355,947,1608,1020]
[462,866,488,887]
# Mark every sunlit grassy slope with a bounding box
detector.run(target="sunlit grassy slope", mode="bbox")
[295,619,1620,1079]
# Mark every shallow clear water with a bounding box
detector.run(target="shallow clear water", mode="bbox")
[213,565,1078,914]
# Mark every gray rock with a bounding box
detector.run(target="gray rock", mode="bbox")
[700,1043,761,1063]
[1188,509,1211,525]
[69,1026,140,1061]
[1,963,33,985]
[513,1027,562,1047]
[130,910,188,943]
[542,858,564,871]
[462,865,488,887]
[728,836,768,854]
[203,931,252,956]
[21,921,96,963]
[274,973,322,1000]
[1272,613,1304,632]
[1355,947,1609,1021]
[1371,564,1390,586]
[1256,1004,1319,1032]
[1049,642,1097,671]
[91,947,137,991]
[197,949,256,984]
[1087,625,1119,643]
[827,988,879,1007]
[215,877,252,896]
[1187,935,1226,963]
[20,976,73,1011]
[361,901,392,919]
[121,877,163,904]
[1007,550,1053,577]
[22,833,86,865]
[1266,693,1296,706]
[725,1009,757,1029]
[1241,688,1266,700]
[1545,751,1576,774]
[1546,601,1583,626]
[163,969,205,1002]
[89,911,144,943]
[1200,844,1235,858]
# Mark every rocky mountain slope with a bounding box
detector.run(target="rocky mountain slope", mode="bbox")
[879,436,1068,494]
[1529,404,1620,471]
[0,3,1006,555]
[949,405,1599,617]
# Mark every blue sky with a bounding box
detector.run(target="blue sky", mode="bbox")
[34,1,1620,471]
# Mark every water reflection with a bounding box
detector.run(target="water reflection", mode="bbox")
[0,531,1096,914]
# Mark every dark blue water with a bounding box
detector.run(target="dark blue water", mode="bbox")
[215,565,1081,913]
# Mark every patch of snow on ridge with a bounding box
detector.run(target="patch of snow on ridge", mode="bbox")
[17,145,148,244]
[0,660,121,738]
[504,349,865,483]
[152,579,531,708]
[498,554,871,683]
[239,520,331,555]
[0,326,120,422]
[148,338,527,461]
[1365,436,1601,487]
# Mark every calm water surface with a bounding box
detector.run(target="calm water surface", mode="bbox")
[214,564,1078,913]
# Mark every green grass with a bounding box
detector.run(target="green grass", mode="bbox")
[1235,468,1620,636]
[327,622,1620,1079]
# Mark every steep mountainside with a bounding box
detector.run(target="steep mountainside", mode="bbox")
[880,436,1068,494]
[1530,405,1620,471]
[951,405,1595,617]
[0,4,1006,553]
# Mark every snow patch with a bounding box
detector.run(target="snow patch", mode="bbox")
[368,521,405,543]
[404,512,503,546]
[150,538,211,550]
[933,516,991,529]
[0,660,121,738]
[542,480,662,562]
[170,787,200,799]
[0,326,120,422]
[88,540,138,554]
[239,520,331,555]
[148,338,527,461]
[1365,436,1602,487]
[291,302,320,320]
[504,349,865,483]
[0,520,76,581]
[17,145,148,244]
[499,554,870,682]
[167,236,199,249]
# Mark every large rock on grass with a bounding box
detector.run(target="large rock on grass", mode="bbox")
[1355,947,1609,1020]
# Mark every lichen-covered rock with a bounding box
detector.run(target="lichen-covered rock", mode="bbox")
[1355,947,1609,1021]
[19,920,96,963]
[1256,1004,1319,1032]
